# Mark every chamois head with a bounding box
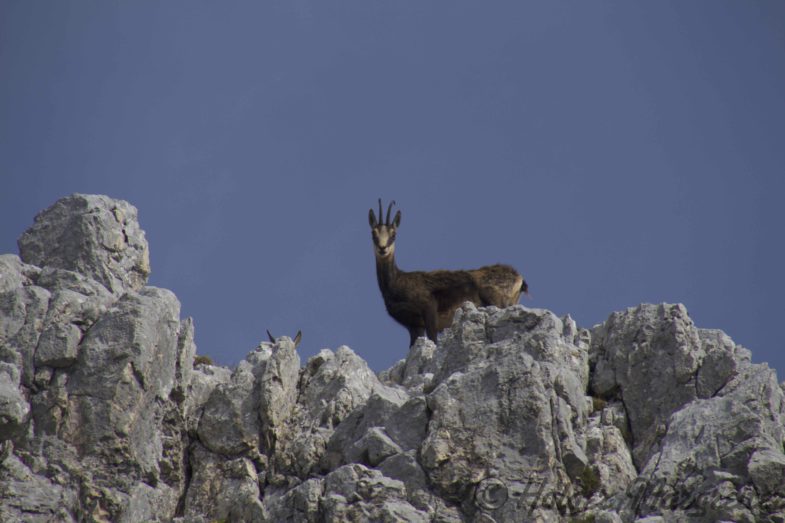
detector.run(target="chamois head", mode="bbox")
[368,199,401,260]
[266,329,302,348]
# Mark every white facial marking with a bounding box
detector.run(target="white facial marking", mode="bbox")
[373,225,396,257]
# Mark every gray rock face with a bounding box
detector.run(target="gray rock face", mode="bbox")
[0,362,29,440]
[18,194,150,295]
[0,196,188,522]
[2,195,785,522]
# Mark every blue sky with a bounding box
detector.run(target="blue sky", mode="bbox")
[2,1,784,378]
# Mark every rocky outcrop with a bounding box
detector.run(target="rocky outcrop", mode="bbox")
[1,194,783,522]
[17,194,150,296]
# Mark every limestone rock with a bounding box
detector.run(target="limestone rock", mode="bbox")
[0,363,29,440]
[18,194,150,295]
[0,255,37,293]
[63,287,184,486]
[319,463,430,522]
[0,451,77,522]
[182,443,265,522]
[589,304,785,522]
[184,363,231,434]
[262,477,324,522]
[197,362,260,456]
[416,304,595,521]
[253,334,301,453]
[2,195,785,523]
[321,385,426,472]
[271,346,381,479]
[0,283,51,388]
[592,304,717,467]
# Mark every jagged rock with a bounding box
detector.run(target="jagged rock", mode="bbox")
[63,287,184,485]
[377,450,436,513]
[182,442,266,522]
[0,284,51,388]
[321,385,427,472]
[2,195,785,523]
[319,463,430,522]
[197,361,260,456]
[586,304,785,522]
[253,335,301,452]
[749,448,785,497]
[0,451,77,522]
[17,194,150,295]
[262,477,324,522]
[34,321,81,368]
[590,303,747,468]
[0,255,37,293]
[184,363,231,434]
[0,195,196,521]
[0,363,29,440]
[584,403,637,499]
[380,337,441,392]
[271,346,381,479]
[623,363,785,521]
[417,304,595,521]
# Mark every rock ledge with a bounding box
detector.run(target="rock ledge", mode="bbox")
[1,195,783,522]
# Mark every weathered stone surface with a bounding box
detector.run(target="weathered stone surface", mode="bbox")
[271,345,381,480]
[319,463,430,522]
[64,288,183,483]
[0,196,200,521]
[2,195,785,523]
[588,304,785,522]
[34,322,81,368]
[182,443,266,522]
[18,194,150,295]
[321,385,427,471]
[592,304,721,467]
[183,362,231,434]
[262,477,324,522]
[0,284,51,388]
[415,304,595,521]
[0,451,77,522]
[0,255,38,293]
[585,402,637,499]
[253,334,301,453]
[0,363,29,440]
[197,361,260,456]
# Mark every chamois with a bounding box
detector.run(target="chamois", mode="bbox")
[369,199,527,347]
[266,329,302,348]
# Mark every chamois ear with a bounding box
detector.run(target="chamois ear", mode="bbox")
[392,210,401,228]
[293,330,302,348]
[368,209,377,228]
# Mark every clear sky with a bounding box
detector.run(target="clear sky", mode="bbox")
[2,2,784,378]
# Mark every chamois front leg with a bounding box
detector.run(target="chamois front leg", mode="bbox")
[424,302,439,344]
[408,327,423,348]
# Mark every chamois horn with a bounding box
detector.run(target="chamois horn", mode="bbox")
[378,199,383,224]
[386,200,396,225]
[266,329,303,348]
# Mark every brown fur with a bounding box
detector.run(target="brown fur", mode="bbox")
[369,199,527,347]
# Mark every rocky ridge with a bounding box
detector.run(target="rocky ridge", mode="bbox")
[0,194,783,522]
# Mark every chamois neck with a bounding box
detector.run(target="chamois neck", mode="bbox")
[375,253,400,292]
